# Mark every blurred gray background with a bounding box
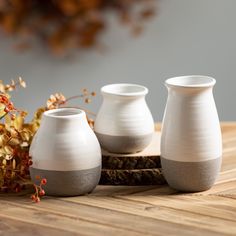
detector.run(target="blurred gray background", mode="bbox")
[0,0,235,121]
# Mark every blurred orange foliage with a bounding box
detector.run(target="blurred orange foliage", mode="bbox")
[0,0,155,55]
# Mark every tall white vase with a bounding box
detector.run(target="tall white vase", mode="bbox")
[161,76,222,192]
[94,83,154,153]
[29,108,101,196]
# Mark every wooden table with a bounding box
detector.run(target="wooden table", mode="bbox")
[1,123,236,236]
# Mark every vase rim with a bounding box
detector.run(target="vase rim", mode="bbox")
[44,108,85,119]
[101,83,148,97]
[165,75,216,88]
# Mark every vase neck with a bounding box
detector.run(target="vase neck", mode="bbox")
[101,83,148,100]
[165,75,215,95]
[167,86,213,96]
[41,108,89,130]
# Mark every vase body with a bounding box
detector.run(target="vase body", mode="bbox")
[29,108,101,196]
[94,84,154,153]
[161,76,222,192]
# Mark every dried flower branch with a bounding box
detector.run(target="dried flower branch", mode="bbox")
[33,89,96,129]
[47,93,66,110]
[0,77,33,194]
[31,176,47,203]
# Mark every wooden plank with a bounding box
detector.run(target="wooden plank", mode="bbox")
[0,197,161,236]
[216,169,236,183]
[62,194,236,222]
[61,195,236,235]
[0,201,141,236]
[119,195,236,222]
[0,198,227,236]
[0,216,72,236]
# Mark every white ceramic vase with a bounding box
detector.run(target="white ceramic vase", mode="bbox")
[29,108,101,196]
[161,75,222,192]
[94,83,154,153]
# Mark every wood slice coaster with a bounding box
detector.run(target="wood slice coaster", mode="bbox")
[99,168,166,185]
[102,132,161,170]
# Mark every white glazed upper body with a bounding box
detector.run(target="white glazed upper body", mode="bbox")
[94,83,154,136]
[30,108,101,171]
[161,76,222,162]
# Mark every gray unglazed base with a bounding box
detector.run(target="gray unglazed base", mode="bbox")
[160,157,222,192]
[30,166,101,196]
[95,132,153,154]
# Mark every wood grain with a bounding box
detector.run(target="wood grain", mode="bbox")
[0,123,236,236]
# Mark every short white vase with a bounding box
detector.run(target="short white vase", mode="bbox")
[161,76,222,192]
[94,83,154,153]
[29,108,101,196]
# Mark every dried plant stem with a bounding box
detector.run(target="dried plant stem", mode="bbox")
[0,111,7,120]
[64,94,85,103]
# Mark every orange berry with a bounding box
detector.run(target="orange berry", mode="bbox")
[7,101,14,110]
[4,107,10,113]
[1,96,8,102]
[41,178,47,185]
[39,189,45,196]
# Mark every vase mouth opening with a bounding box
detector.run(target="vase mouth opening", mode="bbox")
[101,83,148,97]
[44,108,85,118]
[165,75,216,88]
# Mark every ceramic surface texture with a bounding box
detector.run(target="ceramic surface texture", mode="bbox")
[29,108,101,196]
[161,75,222,192]
[30,166,101,196]
[95,133,153,154]
[94,83,154,153]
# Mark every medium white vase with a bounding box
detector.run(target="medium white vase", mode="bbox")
[29,108,101,196]
[94,83,154,153]
[161,75,222,192]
